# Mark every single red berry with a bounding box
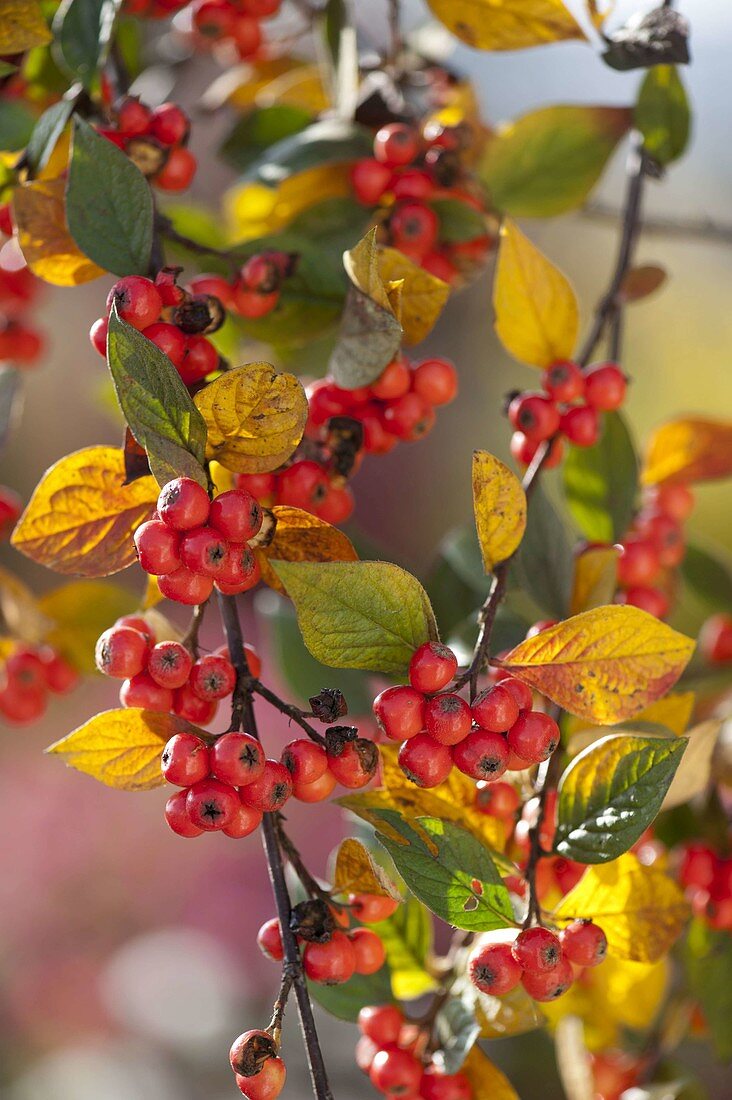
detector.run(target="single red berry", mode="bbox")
[173,682,218,724]
[369,1046,423,1096]
[164,789,203,837]
[3,646,46,690]
[231,13,263,58]
[117,615,156,645]
[193,0,237,38]
[371,356,412,401]
[222,798,263,838]
[390,201,439,255]
[419,1066,472,1100]
[89,316,108,357]
[507,711,560,764]
[240,759,293,811]
[239,252,282,294]
[0,485,21,535]
[158,567,214,605]
[422,249,460,283]
[95,625,149,678]
[178,525,228,577]
[257,918,284,961]
[40,649,80,694]
[392,168,435,201]
[306,378,353,424]
[409,641,458,694]
[496,676,532,713]
[107,275,162,330]
[617,585,670,619]
[214,641,261,678]
[0,202,12,236]
[468,941,522,995]
[351,158,392,204]
[161,731,210,786]
[476,780,520,817]
[187,273,235,308]
[0,681,46,723]
[424,692,471,746]
[155,146,197,191]
[115,95,152,136]
[349,893,399,923]
[680,843,718,890]
[157,478,210,530]
[277,460,328,510]
[148,640,193,689]
[293,768,337,803]
[512,926,562,972]
[373,123,420,167]
[216,543,260,593]
[190,653,237,700]
[142,321,187,368]
[508,393,560,443]
[134,518,181,575]
[209,488,263,542]
[316,483,354,525]
[399,732,452,787]
[471,683,520,732]
[521,956,573,1001]
[230,1029,277,1078]
[380,392,436,443]
[560,919,607,967]
[617,535,661,587]
[178,334,219,384]
[235,1057,286,1099]
[361,406,398,454]
[412,357,458,406]
[186,777,240,831]
[510,431,563,469]
[281,738,328,785]
[358,1004,404,1045]
[583,362,627,411]
[303,931,357,985]
[373,685,426,741]
[644,482,694,523]
[211,731,265,785]
[350,928,386,974]
[120,670,174,711]
[560,404,600,448]
[327,738,379,788]
[453,729,509,781]
[233,286,279,318]
[237,471,277,502]
[149,102,190,146]
[541,360,585,403]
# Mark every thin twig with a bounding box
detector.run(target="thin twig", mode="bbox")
[386,0,404,67]
[156,214,241,276]
[252,680,327,746]
[181,599,207,657]
[275,815,338,906]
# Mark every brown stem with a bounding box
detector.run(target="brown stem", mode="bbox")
[275,816,337,906]
[252,680,327,746]
[181,599,208,657]
[156,214,241,277]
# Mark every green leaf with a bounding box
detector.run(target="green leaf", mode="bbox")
[373,810,515,933]
[329,283,403,389]
[66,116,153,276]
[25,96,77,175]
[431,198,487,243]
[219,104,312,173]
[239,118,373,188]
[563,411,639,542]
[53,0,121,85]
[511,482,574,619]
[555,733,687,864]
[288,196,370,257]
[479,105,631,217]
[0,61,17,79]
[323,0,347,65]
[309,964,393,1022]
[106,307,208,488]
[0,99,35,151]
[681,543,732,613]
[435,994,481,1074]
[635,65,691,166]
[270,560,438,676]
[684,918,732,1061]
[372,896,437,1001]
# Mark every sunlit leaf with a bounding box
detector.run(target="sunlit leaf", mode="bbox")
[570,545,619,615]
[563,411,639,543]
[635,65,691,166]
[462,1046,519,1100]
[642,417,732,486]
[424,0,589,51]
[661,720,721,811]
[259,506,358,593]
[376,247,450,345]
[333,837,400,899]
[13,178,105,285]
[472,450,526,572]
[0,0,52,52]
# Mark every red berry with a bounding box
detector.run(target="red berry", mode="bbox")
[390,201,439,254]
[303,931,357,984]
[409,641,457,694]
[350,927,386,974]
[231,13,263,58]
[507,711,560,764]
[115,95,152,136]
[161,731,210,786]
[424,692,471,746]
[476,780,520,817]
[190,653,237,700]
[187,273,235,308]
[40,649,79,694]
[0,202,12,236]
[158,567,214,605]
[373,685,426,740]
[644,482,694,523]
[510,431,563,469]
[148,640,193,688]
[107,275,162,330]
[186,777,239,831]
[361,405,398,454]
[235,1057,286,1099]
[508,393,560,443]
[233,286,279,318]
[499,676,533,712]
[257,918,284,961]
[583,362,627,411]
[293,769,337,803]
[618,585,669,619]
[241,0,282,18]
[157,478,210,530]
[142,321,187,368]
[173,682,218,724]
[512,926,562,972]
[155,146,197,191]
[327,738,378,788]
[412,357,458,406]
[149,102,190,146]
[541,360,585,403]
[237,472,276,502]
[222,798,263,838]
[316,483,354,525]
[392,168,435,201]
[422,249,460,283]
[277,460,328,510]
[398,732,452,787]
[700,613,732,664]
[369,1046,422,1096]
[617,536,661,587]
[216,543,260,593]
[521,956,573,1001]
[164,789,203,837]
[179,525,228,577]
[420,1067,472,1100]
[193,0,237,38]
[306,378,352,424]
[0,681,46,723]
[371,356,411,400]
[560,919,607,967]
[89,316,108,357]
[211,731,265,785]
[351,158,392,204]
[209,488,263,542]
[240,759,293,811]
[452,729,509,781]
[373,123,420,167]
[179,334,219,383]
[349,893,399,923]
[471,683,520,732]
[281,738,328,785]
[0,485,21,535]
[134,518,182,575]
[468,940,522,995]
[117,615,156,645]
[560,404,600,448]
[120,670,174,711]
[95,625,149,678]
[358,1004,403,1045]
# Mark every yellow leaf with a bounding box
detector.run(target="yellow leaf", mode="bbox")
[225,164,352,241]
[472,449,526,572]
[333,838,401,900]
[642,417,732,485]
[256,62,330,113]
[46,708,203,791]
[425,0,588,51]
[13,178,105,286]
[554,853,690,962]
[143,573,164,609]
[662,720,722,811]
[634,691,696,735]
[499,605,695,724]
[0,564,51,643]
[462,1046,519,1100]
[203,58,311,111]
[376,247,450,345]
[0,0,52,52]
[570,545,619,615]
[39,580,136,673]
[12,446,159,577]
[493,218,579,367]
[346,229,397,313]
[259,506,358,593]
[194,363,307,473]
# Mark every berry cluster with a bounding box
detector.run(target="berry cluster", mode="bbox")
[468,918,607,1003]
[237,460,355,525]
[679,842,732,931]
[0,240,44,368]
[102,98,197,192]
[508,359,627,469]
[188,249,295,321]
[228,1029,286,1099]
[357,1003,473,1100]
[373,641,559,788]
[351,121,494,284]
[0,642,79,724]
[133,477,264,604]
[189,0,282,60]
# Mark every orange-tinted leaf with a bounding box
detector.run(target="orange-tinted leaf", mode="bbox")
[259,505,358,593]
[333,838,401,900]
[498,605,695,724]
[13,178,105,286]
[462,1046,519,1100]
[12,446,158,576]
[642,417,732,486]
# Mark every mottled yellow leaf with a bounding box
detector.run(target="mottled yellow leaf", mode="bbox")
[12,446,159,577]
[472,449,526,571]
[462,1046,519,1100]
[493,218,578,367]
[194,362,307,473]
[499,605,695,724]
[39,580,136,673]
[259,506,358,593]
[333,838,401,900]
[346,230,396,312]
[425,0,588,51]
[46,708,204,791]
[13,178,105,286]
[554,853,690,962]
[0,0,52,52]
[376,247,450,345]
[570,545,619,615]
[642,417,732,485]
[662,720,722,811]
[0,564,51,643]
